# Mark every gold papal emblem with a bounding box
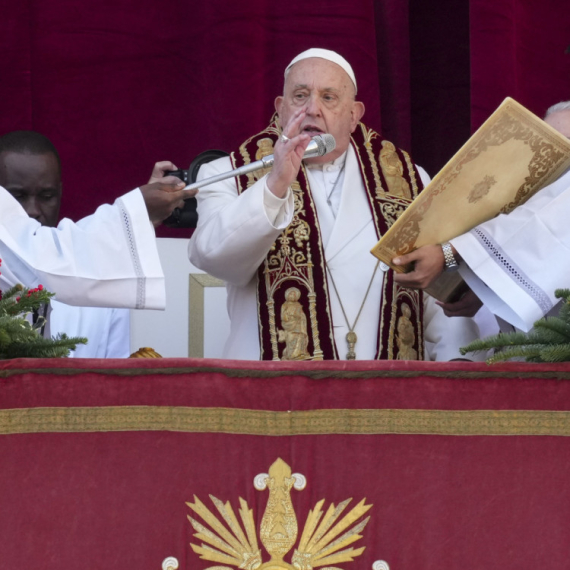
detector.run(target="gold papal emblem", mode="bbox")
[186,458,372,570]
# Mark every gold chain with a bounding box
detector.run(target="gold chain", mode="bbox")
[325,259,381,359]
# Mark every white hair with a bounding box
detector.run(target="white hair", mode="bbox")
[545,101,570,118]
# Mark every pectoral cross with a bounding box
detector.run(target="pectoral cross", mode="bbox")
[346,331,357,360]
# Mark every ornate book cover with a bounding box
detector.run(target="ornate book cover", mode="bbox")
[370,97,570,301]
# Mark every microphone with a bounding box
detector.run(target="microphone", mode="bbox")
[182,133,336,195]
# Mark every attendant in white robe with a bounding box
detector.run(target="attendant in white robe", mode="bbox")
[0,130,145,357]
[0,169,190,311]
[48,301,129,358]
[189,49,482,361]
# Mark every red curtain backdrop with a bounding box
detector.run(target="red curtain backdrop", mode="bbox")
[0,1,568,234]
[470,0,570,131]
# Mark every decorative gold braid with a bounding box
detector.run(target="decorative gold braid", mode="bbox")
[3,406,570,437]
[402,150,419,197]
[266,297,279,361]
[359,124,384,193]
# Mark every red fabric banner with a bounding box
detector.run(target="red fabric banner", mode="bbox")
[1,358,570,569]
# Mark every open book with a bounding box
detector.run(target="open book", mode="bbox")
[371,97,570,302]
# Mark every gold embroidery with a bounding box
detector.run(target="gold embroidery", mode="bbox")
[278,287,310,361]
[402,150,419,197]
[236,145,253,189]
[3,406,570,436]
[396,303,418,360]
[264,170,323,361]
[468,175,497,204]
[187,458,371,570]
[379,141,411,199]
[359,124,384,195]
[238,124,281,189]
[252,138,275,182]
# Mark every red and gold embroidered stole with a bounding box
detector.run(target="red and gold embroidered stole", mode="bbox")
[231,121,425,361]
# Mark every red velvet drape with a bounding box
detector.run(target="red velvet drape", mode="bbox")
[470,0,570,131]
[0,1,569,233]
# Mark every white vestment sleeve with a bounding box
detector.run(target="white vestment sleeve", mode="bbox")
[451,169,570,331]
[189,156,294,286]
[0,186,165,309]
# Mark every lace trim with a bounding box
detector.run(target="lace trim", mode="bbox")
[117,197,146,309]
[473,227,552,314]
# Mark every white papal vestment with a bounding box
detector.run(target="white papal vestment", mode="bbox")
[0,186,165,310]
[452,168,570,332]
[189,147,483,361]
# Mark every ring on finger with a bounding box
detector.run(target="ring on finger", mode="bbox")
[280,134,290,143]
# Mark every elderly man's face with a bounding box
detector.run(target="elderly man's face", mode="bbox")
[0,151,62,227]
[275,58,365,164]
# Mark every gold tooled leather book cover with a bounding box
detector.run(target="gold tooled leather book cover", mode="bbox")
[371,97,570,302]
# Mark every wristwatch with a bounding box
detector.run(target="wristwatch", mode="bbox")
[441,242,459,272]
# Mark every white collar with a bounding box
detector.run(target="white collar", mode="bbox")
[305,150,348,171]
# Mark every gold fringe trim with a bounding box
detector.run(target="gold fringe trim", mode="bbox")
[2,406,570,436]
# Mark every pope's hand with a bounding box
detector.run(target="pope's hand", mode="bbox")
[267,108,311,198]
[140,181,192,227]
[392,244,446,289]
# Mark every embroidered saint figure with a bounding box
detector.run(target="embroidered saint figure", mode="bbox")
[379,141,411,199]
[252,138,275,182]
[278,287,310,360]
[396,302,418,360]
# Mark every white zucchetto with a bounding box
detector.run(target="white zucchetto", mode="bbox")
[285,48,357,94]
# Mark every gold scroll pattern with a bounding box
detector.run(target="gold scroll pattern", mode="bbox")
[187,458,372,570]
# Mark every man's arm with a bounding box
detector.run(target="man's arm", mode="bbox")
[189,109,310,286]
[0,181,187,309]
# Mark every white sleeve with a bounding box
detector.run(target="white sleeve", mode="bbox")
[451,170,570,331]
[188,156,294,286]
[0,186,165,310]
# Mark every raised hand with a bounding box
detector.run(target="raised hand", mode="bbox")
[267,108,311,198]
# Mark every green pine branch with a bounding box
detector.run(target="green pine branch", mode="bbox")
[0,333,88,359]
[0,268,88,359]
[461,288,570,364]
